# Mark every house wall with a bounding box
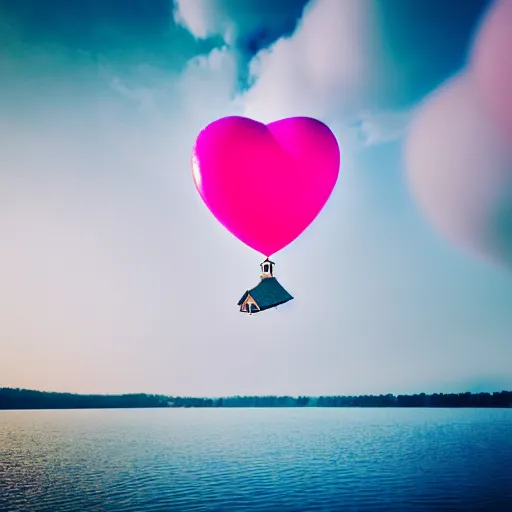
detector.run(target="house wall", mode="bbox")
[240,293,260,312]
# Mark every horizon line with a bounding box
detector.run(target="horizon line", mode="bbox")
[2,387,511,399]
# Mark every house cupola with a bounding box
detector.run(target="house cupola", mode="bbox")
[260,258,275,279]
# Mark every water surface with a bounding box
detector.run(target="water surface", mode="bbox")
[1,408,511,511]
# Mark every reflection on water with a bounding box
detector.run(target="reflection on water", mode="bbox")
[0,408,511,511]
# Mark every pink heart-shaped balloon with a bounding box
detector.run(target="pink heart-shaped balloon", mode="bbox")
[192,116,340,256]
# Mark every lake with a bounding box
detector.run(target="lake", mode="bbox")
[0,408,511,511]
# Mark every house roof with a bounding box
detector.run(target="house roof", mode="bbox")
[237,277,293,312]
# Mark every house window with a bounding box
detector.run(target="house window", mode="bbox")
[264,264,269,273]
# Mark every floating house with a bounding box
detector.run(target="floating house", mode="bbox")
[237,259,294,314]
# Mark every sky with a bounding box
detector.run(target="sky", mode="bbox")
[1,0,511,397]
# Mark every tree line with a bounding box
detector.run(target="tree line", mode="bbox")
[0,387,511,410]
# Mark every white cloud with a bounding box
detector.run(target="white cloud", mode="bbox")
[106,45,240,137]
[334,109,411,150]
[356,110,412,146]
[241,0,387,123]
[173,0,307,46]
[173,0,232,41]
[110,77,157,114]
[172,0,409,148]
[175,47,241,124]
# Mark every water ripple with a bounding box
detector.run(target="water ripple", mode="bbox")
[0,408,511,511]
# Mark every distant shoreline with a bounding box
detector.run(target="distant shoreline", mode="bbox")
[1,387,511,410]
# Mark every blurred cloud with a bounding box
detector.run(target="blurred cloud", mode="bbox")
[403,0,512,271]
[471,0,512,146]
[404,72,512,269]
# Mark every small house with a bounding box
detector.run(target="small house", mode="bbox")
[237,259,294,314]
